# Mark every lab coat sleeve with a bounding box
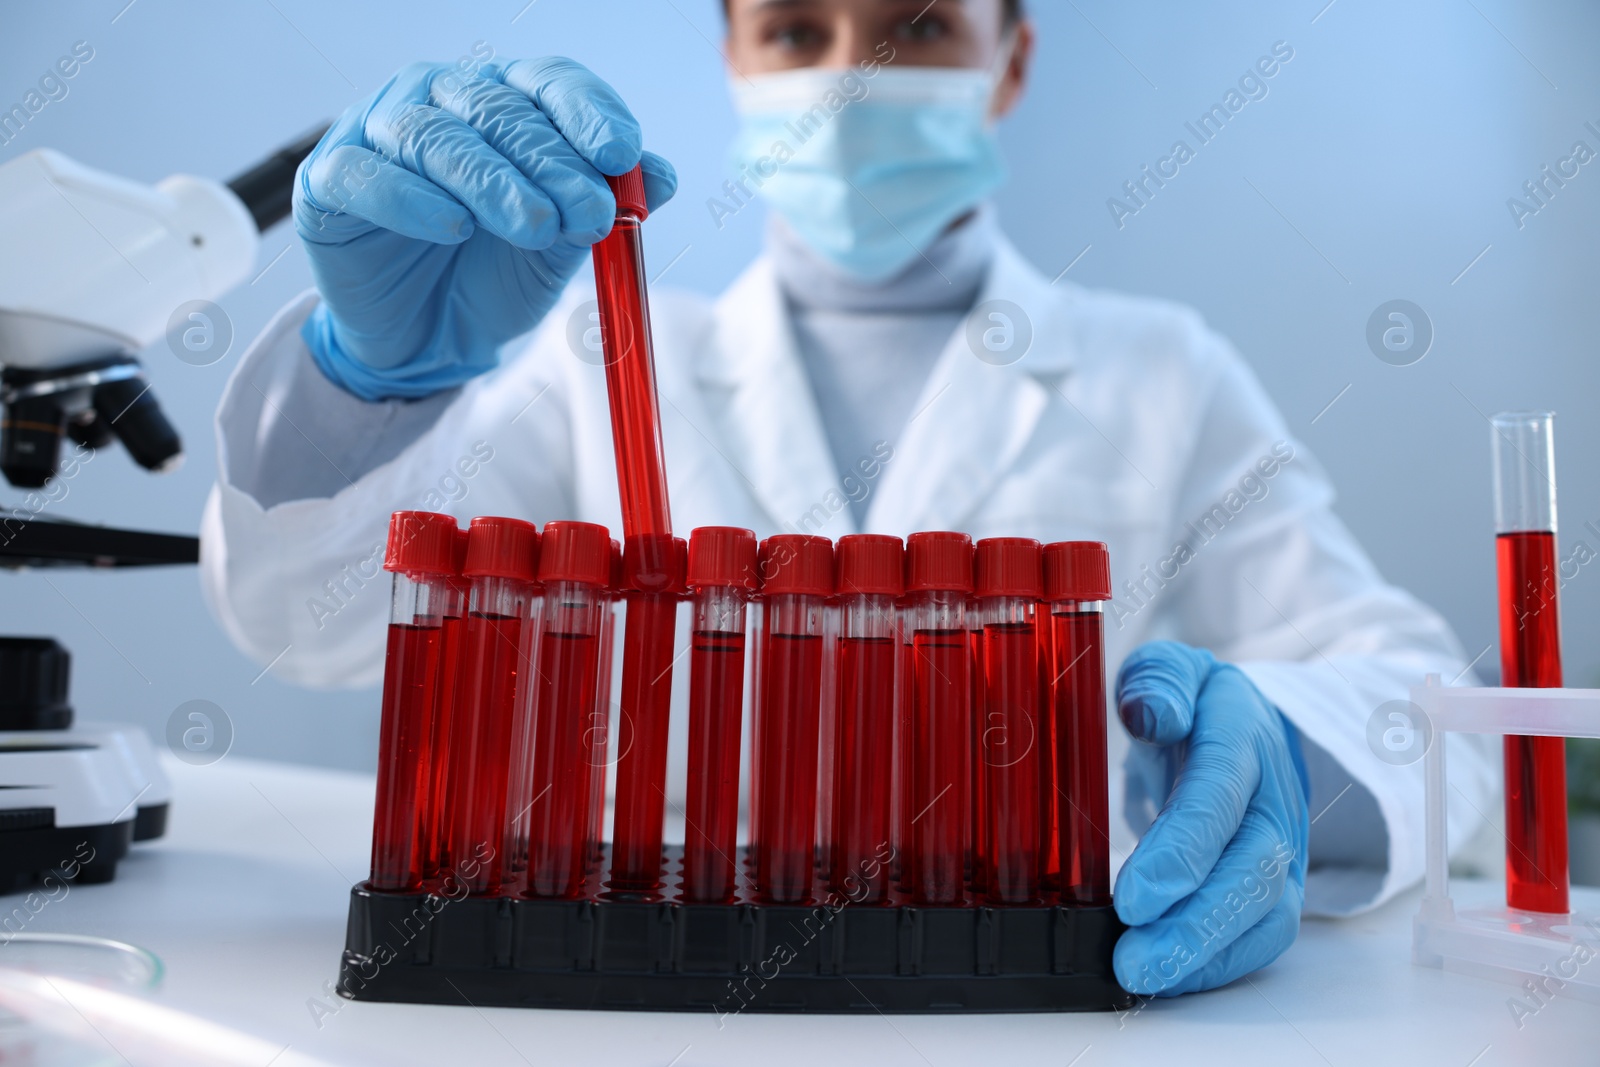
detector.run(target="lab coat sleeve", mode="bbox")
[200,290,577,689]
[1152,331,1496,917]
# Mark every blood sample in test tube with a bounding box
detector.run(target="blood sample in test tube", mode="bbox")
[904,531,975,906]
[974,538,1044,906]
[592,164,672,540]
[895,609,914,892]
[422,526,468,885]
[828,534,903,903]
[752,534,834,904]
[525,521,613,899]
[681,527,759,903]
[968,601,985,895]
[1043,541,1113,907]
[370,511,458,892]
[1492,412,1569,914]
[586,540,623,872]
[1037,607,1060,893]
[443,517,540,896]
[608,533,688,895]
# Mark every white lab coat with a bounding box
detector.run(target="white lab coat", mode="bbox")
[201,235,1495,917]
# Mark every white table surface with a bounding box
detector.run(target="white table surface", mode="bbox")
[13,754,1599,1067]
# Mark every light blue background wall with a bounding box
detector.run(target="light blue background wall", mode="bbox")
[3,0,1597,770]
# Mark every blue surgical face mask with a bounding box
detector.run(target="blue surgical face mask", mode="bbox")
[727,56,1008,283]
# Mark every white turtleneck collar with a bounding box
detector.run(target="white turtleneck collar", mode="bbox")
[764,205,1001,528]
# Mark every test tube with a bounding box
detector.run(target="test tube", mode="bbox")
[895,608,914,891]
[607,533,689,895]
[752,534,834,903]
[422,526,468,886]
[1036,606,1060,892]
[968,600,985,895]
[525,521,613,899]
[681,527,759,902]
[828,534,903,903]
[1492,411,1569,915]
[443,517,540,895]
[592,164,671,540]
[369,511,458,892]
[1044,541,1113,907]
[904,531,974,906]
[975,538,1044,905]
[586,542,622,871]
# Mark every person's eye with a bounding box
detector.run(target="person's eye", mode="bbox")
[890,15,950,44]
[766,19,828,52]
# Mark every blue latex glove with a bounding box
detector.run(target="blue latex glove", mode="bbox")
[292,57,678,401]
[1113,641,1310,997]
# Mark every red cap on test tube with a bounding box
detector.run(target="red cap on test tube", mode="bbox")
[905,531,974,593]
[687,527,759,590]
[1042,542,1111,602]
[606,165,649,221]
[461,517,540,582]
[759,534,835,596]
[836,534,905,596]
[974,538,1043,599]
[384,511,459,576]
[538,521,614,586]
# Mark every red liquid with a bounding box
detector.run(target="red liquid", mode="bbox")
[1053,610,1111,906]
[527,630,603,898]
[968,626,985,894]
[443,611,527,894]
[1037,618,1059,891]
[587,608,616,870]
[684,630,747,902]
[371,623,441,891]
[592,218,671,539]
[910,629,971,905]
[422,610,463,883]
[1497,530,1569,914]
[895,637,915,891]
[982,621,1042,904]
[755,631,824,903]
[609,592,680,893]
[830,635,896,902]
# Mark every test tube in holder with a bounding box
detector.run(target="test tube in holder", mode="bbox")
[422,527,469,884]
[1491,411,1569,914]
[592,165,671,540]
[607,533,689,895]
[752,534,834,904]
[681,527,759,902]
[1036,588,1059,893]
[904,532,975,906]
[343,525,1137,1013]
[444,517,540,895]
[587,541,622,871]
[369,511,459,892]
[1044,541,1113,907]
[968,595,985,895]
[828,535,903,903]
[524,521,613,899]
[974,538,1045,905]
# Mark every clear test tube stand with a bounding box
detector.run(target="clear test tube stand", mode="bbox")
[1411,676,1600,1004]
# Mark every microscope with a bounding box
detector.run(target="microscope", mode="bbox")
[0,129,324,891]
